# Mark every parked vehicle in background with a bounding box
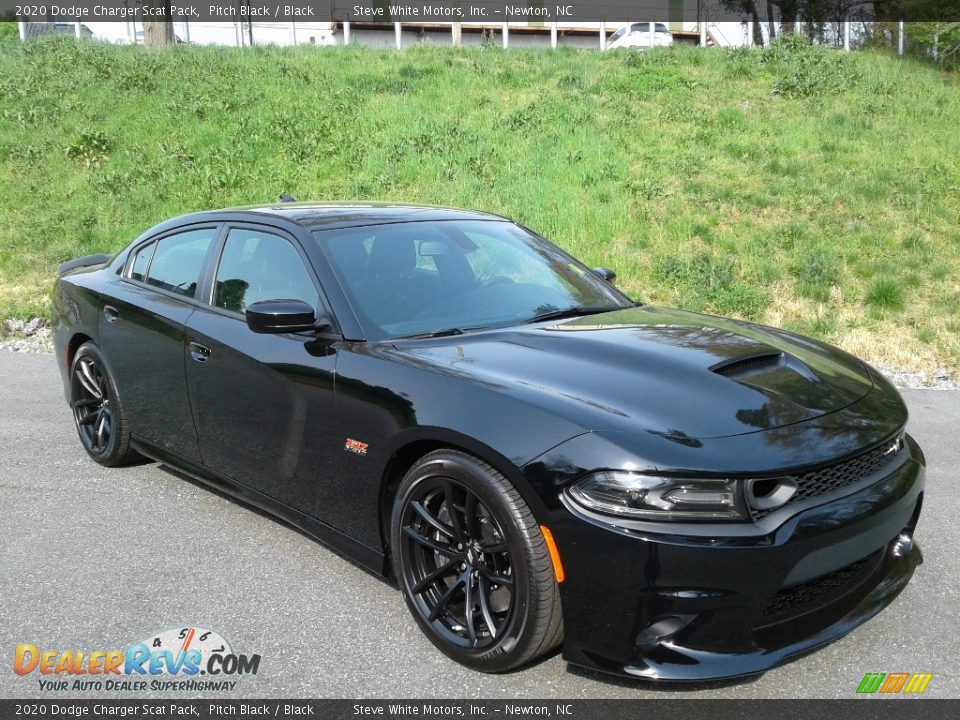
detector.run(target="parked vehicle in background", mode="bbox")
[606,22,674,50]
[20,22,94,40]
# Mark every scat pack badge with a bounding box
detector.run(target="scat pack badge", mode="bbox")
[344,438,369,456]
[13,626,261,692]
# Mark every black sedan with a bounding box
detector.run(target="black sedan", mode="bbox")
[52,202,924,681]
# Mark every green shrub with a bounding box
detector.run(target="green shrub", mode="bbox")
[865,278,906,311]
[793,248,842,302]
[768,35,860,98]
[66,130,110,169]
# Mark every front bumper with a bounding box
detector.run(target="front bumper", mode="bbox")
[543,435,925,681]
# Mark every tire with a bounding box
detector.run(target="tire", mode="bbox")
[69,342,140,467]
[391,449,563,672]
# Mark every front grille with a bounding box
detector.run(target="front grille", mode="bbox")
[762,551,881,619]
[749,435,905,522]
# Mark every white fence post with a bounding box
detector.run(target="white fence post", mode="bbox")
[18,21,26,41]
[898,20,905,55]
[289,21,296,45]
[344,21,350,45]
[700,20,707,46]
[183,21,191,45]
[502,23,509,49]
[550,22,557,49]
[747,20,754,46]
[599,19,605,51]
[452,22,461,47]
[395,22,402,49]
[74,21,81,39]
[843,20,850,51]
[234,21,241,47]
[649,21,654,48]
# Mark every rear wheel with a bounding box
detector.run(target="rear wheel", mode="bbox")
[70,342,139,467]
[391,450,563,672]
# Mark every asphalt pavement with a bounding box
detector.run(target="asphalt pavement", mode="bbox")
[1,350,957,699]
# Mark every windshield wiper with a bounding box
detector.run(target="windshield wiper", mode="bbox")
[401,328,463,339]
[397,326,489,340]
[522,306,620,324]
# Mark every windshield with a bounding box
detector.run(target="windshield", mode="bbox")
[314,220,631,340]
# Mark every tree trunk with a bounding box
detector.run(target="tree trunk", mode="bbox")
[766,0,776,41]
[778,0,798,36]
[142,1,174,47]
[752,9,764,45]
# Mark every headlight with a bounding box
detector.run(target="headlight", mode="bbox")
[566,471,745,521]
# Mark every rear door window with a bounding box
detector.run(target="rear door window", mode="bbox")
[145,229,217,298]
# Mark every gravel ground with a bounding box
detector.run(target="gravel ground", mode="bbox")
[1,318,52,354]
[3,317,956,389]
[873,365,960,390]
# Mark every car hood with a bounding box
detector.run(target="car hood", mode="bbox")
[388,306,876,440]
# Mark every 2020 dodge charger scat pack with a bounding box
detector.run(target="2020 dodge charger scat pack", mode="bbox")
[52,203,924,681]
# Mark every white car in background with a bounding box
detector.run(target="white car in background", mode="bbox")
[605,22,674,50]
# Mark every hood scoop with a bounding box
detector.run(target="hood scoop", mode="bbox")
[711,352,785,379]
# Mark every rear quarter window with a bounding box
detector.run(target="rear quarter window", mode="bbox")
[129,242,156,282]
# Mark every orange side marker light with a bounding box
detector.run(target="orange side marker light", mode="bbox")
[540,525,565,583]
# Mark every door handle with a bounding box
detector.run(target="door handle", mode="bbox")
[103,305,118,323]
[189,342,211,363]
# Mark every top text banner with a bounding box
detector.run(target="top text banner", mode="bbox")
[5,2,960,24]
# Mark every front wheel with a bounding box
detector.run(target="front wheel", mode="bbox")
[391,450,563,672]
[70,342,139,467]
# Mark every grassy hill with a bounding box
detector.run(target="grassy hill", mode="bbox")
[0,32,958,374]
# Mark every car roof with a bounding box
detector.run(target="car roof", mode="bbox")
[166,202,510,233]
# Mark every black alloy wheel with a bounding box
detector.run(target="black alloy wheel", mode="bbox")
[70,342,138,466]
[72,354,113,454]
[400,478,514,649]
[392,450,563,672]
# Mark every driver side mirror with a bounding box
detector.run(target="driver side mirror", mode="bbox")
[245,299,330,335]
[591,267,617,283]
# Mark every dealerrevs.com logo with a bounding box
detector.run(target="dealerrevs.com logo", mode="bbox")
[13,627,261,692]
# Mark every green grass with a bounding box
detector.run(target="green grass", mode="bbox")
[1,32,958,373]
[866,278,907,311]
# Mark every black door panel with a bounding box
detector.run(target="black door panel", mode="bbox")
[184,225,339,520]
[184,308,339,516]
[98,279,200,460]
